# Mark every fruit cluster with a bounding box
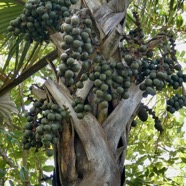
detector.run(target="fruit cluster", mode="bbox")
[58,12,94,86]
[132,104,163,133]
[23,98,69,156]
[167,94,186,114]
[72,97,92,119]
[8,0,77,42]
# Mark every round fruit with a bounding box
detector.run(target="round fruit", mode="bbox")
[47,113,55,121]
[44,125,51,132]
[138,107,148,122]
[36,126,44,135]
[77,113,84,119]
[71,15,80,26]
[65,70,74,78]
[64,35,73,44]
[25,122,33,130]
[46,149,54,157]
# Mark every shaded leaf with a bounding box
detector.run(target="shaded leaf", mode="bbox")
[42,165,54,172]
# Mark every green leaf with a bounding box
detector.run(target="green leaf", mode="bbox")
[9,180,15,186]
[42,165,54,172]
[181,157,186,163]
[0,169,6,178]
[19,167,26,181]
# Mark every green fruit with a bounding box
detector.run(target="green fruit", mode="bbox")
[72,28,81,35]
[59,63,67,73]
[71,15,80,26]
[44,125,51,131]
[44,134,53,141]
[82,60,90,70]
[51,123,60,131]
[96,90,104,97]
[75,97,83,104]
[71,64,80,72]
[122,92,129,99]
[100,74,107,81]
[115,76,123,84]
[81,32,89,41]
[77,113,84,119]
[36,6,45,14]
[105,70,112,77]
[154,121,163,132]
[36,126,44,135]
[153,79,160,87]
[80,73,88,81]
[94,79,102,87]
[60,53,68,61]
[46,149,54,157]
[41,118,48,124]
[116,87,124,95]
[139,83,146,91]
[138,107,148,122]
[73,40,83,48]
[84,105,92,112]
[64,35,73,44]
[65,70,74,78]
[84,43,93,53]
[139,45,147,52]
[62,23,72,33]
[55,113,62,121]
[94,98,101,104]
[25,122,33,130]
[123,81,131,88]
[145,78,152,86]
[94,55,102,63]
[124,54,133,65]
[51,104,59,111]
[24,130,32,138]
[146,87,156,96]
[157,71,166,79]
[71,52,80,59]
[76,81,84,89]
[146,50,153,58]
[67,58,75,66]
[27,116,33,122]
[47,113,55,121]
[74,104,84,113]
[52,137,59,144]
[100,101,108,108]
[131,120,137,127]
[84,19,92,28]
[105,94,112,101]
[66,78,74,86]
[34,101,42,108]
[130,62,139,69]
[42,13,49,20]
[174,64,182,71]
[81,52,89,60]
[100,84,109,92]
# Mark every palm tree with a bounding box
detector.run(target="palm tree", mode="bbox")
[0,0,185,185]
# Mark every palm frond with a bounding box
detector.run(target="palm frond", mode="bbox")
[0,1,24,34]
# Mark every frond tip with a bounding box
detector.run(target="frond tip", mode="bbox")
[0,93,18,125]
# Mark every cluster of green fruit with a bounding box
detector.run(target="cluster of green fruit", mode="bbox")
[166,94,186,114]
[23,99,69,157]
[138,57,186,97]
[132,105,163,133]
[58,13,93,86]
[89,55,133,105]
[72,97,92,119]
[8,0,77,42]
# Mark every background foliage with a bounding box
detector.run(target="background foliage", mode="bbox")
[0,0,186,185]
